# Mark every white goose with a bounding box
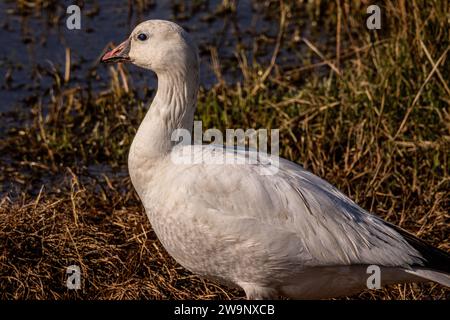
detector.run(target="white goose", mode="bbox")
[101,20,450,299]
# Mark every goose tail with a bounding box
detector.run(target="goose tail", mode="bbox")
[386,223,450,287]
[404,268,450,287]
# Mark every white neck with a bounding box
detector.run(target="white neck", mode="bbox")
[128,67,199,195]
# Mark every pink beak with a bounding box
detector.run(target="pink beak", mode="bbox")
[101,39,131,63]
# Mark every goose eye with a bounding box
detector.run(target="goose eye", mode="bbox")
[137,33,148,41]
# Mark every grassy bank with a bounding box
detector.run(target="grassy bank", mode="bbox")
[0,0,449,299]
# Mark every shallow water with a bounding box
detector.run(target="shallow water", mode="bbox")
[0,0,288,113]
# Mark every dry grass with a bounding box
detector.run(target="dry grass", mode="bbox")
[0,177,240,299]
[0,0,449,299]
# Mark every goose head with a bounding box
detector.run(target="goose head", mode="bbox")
[101,20,198,75]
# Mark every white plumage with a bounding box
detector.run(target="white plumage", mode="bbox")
[101,20,450,299]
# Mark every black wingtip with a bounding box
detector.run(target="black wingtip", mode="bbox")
[388,223,450,274]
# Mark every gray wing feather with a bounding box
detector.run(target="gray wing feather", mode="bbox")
[159,144,427,270]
